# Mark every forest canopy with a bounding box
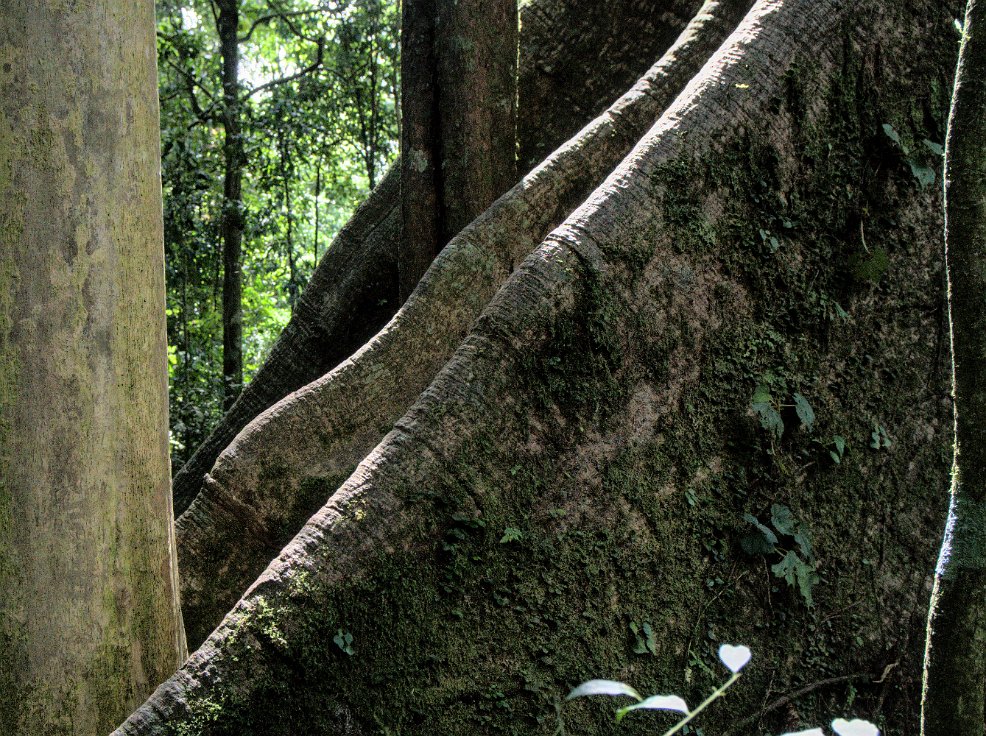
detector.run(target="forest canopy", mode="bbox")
[156,0,399,462]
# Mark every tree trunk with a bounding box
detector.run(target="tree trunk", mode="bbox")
[0,3,185,734]
[176,0,752,649]
[117,0,958,733]
[399,0,519,302]
[218,0,246,411]
[921,1,986,732]
[170,0,707,516]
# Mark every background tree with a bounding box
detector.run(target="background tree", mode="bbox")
[0,2,184,733]
[399,0,518,300]
[922,0,986,732]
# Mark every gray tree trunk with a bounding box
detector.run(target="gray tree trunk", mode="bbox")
[399,0,518,301]
[921,1,986,732]
[0,3,185,734]
[117,0,959,733]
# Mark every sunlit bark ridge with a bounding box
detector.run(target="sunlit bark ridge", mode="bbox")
[922,1,986,733]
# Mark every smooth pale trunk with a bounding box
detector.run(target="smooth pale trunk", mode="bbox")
[0,2,185,734]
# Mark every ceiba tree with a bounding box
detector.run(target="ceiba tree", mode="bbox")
[3,0,969,733]
[0,2,184,734]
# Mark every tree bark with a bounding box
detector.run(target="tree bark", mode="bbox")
[921,1,986,732]
[399,0,519,302]
[517,0,703,172]
[176,0,752,649]
[218,0,246,411]
[116,1,959,733]
[0,3,185,733]
[170,0,708,516]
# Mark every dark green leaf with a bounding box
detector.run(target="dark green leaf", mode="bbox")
[908,160,935,189]
[793,393,815,430]
[753,402,784,440]
[771,504,797,536]
[881,122,905,151]
[743,513,778,545]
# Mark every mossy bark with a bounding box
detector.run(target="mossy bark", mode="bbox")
[0,3,185,734]
[117,0,958,733]
[921,1,986,733]
[175,0,751,649]
[517,0,704,171]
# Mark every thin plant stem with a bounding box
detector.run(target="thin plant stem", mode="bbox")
[660,673,742,736]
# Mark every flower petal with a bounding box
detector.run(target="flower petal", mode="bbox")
[718,644,752,673]
[615,695,689,722]
[779,730,825,736]
[566,680,642,701]
[832,718,880,736]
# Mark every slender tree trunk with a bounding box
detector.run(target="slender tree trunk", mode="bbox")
[280,135,298,312]
[314,162,321,262]
[218,0,245,411]
[398,0,519,302]
[922,2,986,732]
[0,3,185,733]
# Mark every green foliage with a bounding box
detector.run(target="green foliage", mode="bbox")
[869,423,892,450]
[629,621,658,656]
[333,629,355,656]
[157,0,399,464]
[792,393,815,430]
[741,504,819,606]
[750,384,816,441]
[880,122,941,190]
[499,527,523,544]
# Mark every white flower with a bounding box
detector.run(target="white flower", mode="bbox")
[718,644,752,673]
[779,729,825,736]
[832,718,880,736]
